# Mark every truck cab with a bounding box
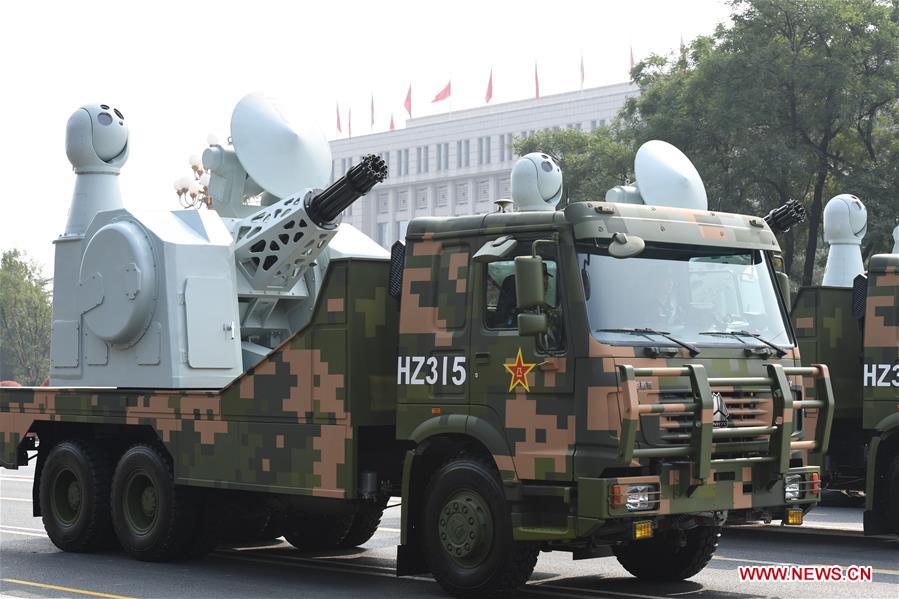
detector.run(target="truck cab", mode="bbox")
[393,199,833,590]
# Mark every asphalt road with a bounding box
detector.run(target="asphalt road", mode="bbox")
[1,461,896,599]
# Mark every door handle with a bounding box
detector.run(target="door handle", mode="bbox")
[474,352,491,364]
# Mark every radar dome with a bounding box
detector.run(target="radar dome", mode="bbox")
[230,94,331,199]
[893,224,899,254]
[65,103,129,172]
[634,140,707,210]
[511,153,563,211]
[823,194,867,245]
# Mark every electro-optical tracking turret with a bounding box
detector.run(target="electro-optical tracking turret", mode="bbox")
[49,95,388,389]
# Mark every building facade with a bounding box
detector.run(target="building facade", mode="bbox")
[329,81,639,247]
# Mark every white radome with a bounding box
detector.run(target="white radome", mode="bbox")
[511,153,563,211]
[822,194,867,288]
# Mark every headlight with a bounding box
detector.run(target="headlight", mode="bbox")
[785,474,801,501]
[611,483,659,511]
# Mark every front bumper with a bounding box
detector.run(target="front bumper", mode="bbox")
[577,465,820,521]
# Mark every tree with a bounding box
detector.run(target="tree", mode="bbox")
[0,250,51,385]
[512,127,633,206]
[622,0,898,285]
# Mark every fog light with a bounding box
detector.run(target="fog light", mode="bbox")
[810,472,820,495]
[784,474,801,501]
[785,508,803,525]
[633,520,654,539]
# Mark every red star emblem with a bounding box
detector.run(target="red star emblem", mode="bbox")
[503,348,536,392]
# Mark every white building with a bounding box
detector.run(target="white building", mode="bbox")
[329,81,639,247]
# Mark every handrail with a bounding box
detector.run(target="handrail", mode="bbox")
[616,363,835,481]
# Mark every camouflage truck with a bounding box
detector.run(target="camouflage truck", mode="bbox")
[791,253,899,536]
[0,197,834,596]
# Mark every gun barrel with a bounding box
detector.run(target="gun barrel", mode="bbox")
[306,154,388,226]
[764,199,808,234]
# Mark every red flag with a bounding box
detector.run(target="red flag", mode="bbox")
[336,102,342,133]
[580,53,585,89]
[404,84,412,117]
[348,107,352,138]
[370,94,374,129]
[534,62,540,99]
[485,68,493,103]
[389,113,395,131]
[432,80,451,103]
[630,44,635,70]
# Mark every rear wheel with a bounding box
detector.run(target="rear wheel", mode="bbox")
[337,499,387,549]
[39,439,114,552]
[111,444,197,561]
[422,456,539,598]
[283,513,354,550]
[613,524,721,581]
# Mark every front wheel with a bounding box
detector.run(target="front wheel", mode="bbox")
[422,456,538,598]
[613,524,721,581]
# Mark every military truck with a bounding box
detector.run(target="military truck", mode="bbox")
[0,101,832,597]
[791,197,898,536]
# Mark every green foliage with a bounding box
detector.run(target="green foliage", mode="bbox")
[512,127,633,206]
[623,0,899,285]
[0,250,51,385]
[520,1,896,287]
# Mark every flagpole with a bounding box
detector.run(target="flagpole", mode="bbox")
[449,71,453,113]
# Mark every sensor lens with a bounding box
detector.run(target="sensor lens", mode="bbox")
[97,112,113,126]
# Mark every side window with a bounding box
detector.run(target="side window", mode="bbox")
[484,255,564,350]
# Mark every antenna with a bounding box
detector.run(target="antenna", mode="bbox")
[230,93,332,198]
[633,140,707,210]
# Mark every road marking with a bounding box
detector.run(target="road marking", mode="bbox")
[0,579,136,599]
[0,478,32,484]
[0,528,45,538]
[0,497,30,502]
[0,525,44,532]
[378,527,401,533]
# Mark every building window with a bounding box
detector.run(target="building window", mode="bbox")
[508,133,516,159]
[499,178,511,198]
[403,148,409,175]
[442,143,449,170]
[422,145,429,173]
[416,187,428,209]
[397,220,409,242]
[378,222,389,246]
[456,182,469,204]
[485,137,491,164]
[437,185,448,207]
[600,118,607,126]
[477,137,484,165]
[590,120,597,131]
[346,203,353,217]
[456,141,463,168]
[416,147,422,174]
[378,192,389,214]
[436,144,442,171]
[478,180,489,203]
[464,140,470,167]
[397,190,409,212]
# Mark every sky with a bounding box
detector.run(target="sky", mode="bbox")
[0,0,733,274]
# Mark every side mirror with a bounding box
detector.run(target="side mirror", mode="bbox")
[775,271,792,313]
[609,232,645,258]
[518,313,548,337]
[515,255,544,309]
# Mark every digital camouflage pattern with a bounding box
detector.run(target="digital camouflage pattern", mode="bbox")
[0,259,398,499]
[1,202,831,543]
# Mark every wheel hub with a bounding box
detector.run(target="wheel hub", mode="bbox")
[124,472,158,534]
[140,486,157,519]
[437,491,493,567]
[51,468,82,525]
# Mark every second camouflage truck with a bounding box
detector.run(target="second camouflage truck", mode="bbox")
[0,102,833,597]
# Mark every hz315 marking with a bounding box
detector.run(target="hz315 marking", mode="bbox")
[397,356,467,386]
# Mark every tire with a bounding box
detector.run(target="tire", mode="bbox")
[613,524,721,581]
[887,455,899,534]
[422,456,539,598]
[283,513,354,550]
[337,499,387,549]
[111,444,198,561]
[39,439,114,552]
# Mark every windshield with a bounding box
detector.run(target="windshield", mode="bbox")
[579,245,792,349]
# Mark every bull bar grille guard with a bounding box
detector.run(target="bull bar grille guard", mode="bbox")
[616,363,834,481]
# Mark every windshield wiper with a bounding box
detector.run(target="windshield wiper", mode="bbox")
[598,328,700,357]
[698,330,787,357]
